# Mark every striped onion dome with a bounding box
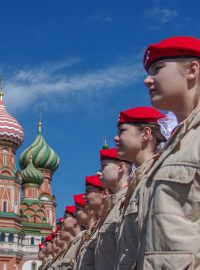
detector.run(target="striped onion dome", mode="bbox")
[0,91,24,148]
[21,156,44,185]
[19,122,59,172]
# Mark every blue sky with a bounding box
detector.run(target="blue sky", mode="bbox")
[1,0,199,218]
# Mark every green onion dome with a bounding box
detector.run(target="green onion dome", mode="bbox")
[21,156,44,185]
[19,122,60,172]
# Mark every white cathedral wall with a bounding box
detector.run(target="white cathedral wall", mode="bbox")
[22,260,41,270]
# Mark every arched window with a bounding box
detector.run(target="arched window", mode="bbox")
[0,233,5,242]
[8,233,14,243]
[31,236,34,245]
[3,201,7,212]
[41,237,45,243]
[2,149,7,167]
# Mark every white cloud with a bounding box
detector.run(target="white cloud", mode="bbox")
[3,56,143,112]
[86,11,112,23]
[144,7,178,24]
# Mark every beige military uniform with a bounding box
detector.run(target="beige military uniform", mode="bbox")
[58,230,85,270]
[115,157,157,270]
[74,224,98,270]
[38,261,46,270]
[95,186,128,270]
[47,246,68,270]
[138,105,200,269]
[42,255,54,270]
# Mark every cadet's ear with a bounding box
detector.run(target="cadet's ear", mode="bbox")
[102,188,109,198]
[141,126,152,143]
[118,161,125,174]
[187,60,200,80]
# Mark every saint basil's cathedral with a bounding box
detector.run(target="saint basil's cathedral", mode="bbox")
[0,91,59,270]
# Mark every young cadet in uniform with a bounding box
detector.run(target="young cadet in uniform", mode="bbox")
[55,225,66,251]
[47,227,65,270]
[42,235,54,270]
[113,106,167,269]
[95,148,131,270]
[48,207,77,270]
[137,36,200,269]
[59,194,87,270]
[38,244,46,270]
[56,205,81,269]
[74,175,107,270]
[75,193,96,230]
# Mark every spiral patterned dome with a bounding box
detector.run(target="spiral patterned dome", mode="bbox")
[19,122,60,171]
[21,157,44,185]
[0,92,24,148]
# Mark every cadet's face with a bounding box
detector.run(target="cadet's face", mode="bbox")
[98,160,119,189]
[55,233,65,248]
[46,241,53,254]
[114,124,142,163]
[42,244,47,254]
[144,60,186,111]
[75,205,88,225]
[85,185,105,210]
[52,239,60,253]
[38,250,45,260]
[60,217,75,240]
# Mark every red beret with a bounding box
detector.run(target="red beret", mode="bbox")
[38,243,43,249]
[100,148,119,161]
[74,194,86,207]
[58,217,64,224]
[144,36,200,71]
[86,175,102,189]
[45,235,52,242]
[118,106,165,126]
[65,205,76,215]
[51,231,56,238]
[56,226,61,232]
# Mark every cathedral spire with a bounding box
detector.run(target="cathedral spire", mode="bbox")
[0,77,4,103]
[38,109,42,134]
[102,136,109,149]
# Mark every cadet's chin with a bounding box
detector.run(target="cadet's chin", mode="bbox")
[116,149,125,158]
[150,96,167,110]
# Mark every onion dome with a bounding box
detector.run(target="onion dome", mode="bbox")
[21,156,44,185]
[0,91,24,148]
[19,121,59,171]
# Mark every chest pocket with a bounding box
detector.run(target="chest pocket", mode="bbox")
[98,221,117,252]
[79,237,96,268]
[144,251,194,270]
[150,165,197,219]
[124,198,139,240]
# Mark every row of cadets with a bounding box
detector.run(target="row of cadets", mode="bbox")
[52,205,78,269]
[74,175,107,270]
[39,207,75,270]
[40,34,200,269]
[40,174,107,270]
[45,228,62,270]
[39,107,173,270]
[74,106,169,270]
[94,148,132,270]
[57,195,86,269]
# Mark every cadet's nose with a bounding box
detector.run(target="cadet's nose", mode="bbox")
[114,134,119,143]
[144,74,154,88]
